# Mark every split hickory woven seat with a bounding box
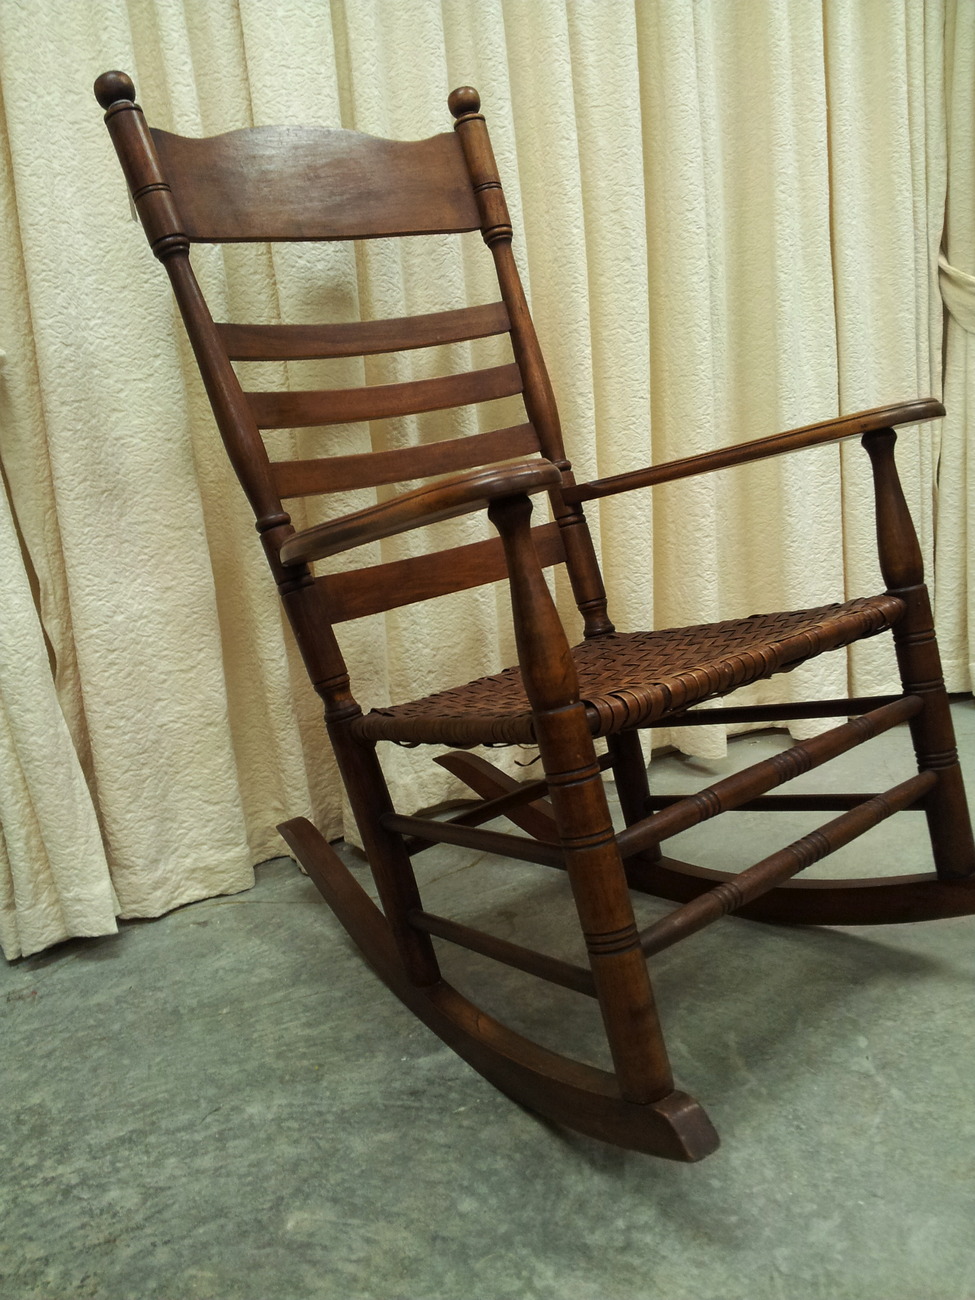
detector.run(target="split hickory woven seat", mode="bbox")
[359,600,903,747]
[96,72,975,1161]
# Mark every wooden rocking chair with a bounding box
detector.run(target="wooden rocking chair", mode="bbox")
[95,72,975,1161]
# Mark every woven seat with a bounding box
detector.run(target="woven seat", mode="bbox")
[98,71,975,1162]
[359,596,903,747]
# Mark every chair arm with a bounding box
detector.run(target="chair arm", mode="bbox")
[278,458,562,566]
[564,398,944,504]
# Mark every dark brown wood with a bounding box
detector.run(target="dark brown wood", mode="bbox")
[616,697,922,860]
[409,909,597,997]
[639,772,935,955]
[402,762,572,855]
[319,521,565,624]
[279,816,718,1160]
[95,75,288,541]
[645,792,910,812]
[381,811,563,868]
[567,399,945,504]
[277,575,350,703]
[247,362,523,430]
[95,79,188,254]
[97,69,975,1162]
[651,696,903,726]
[433,750,563,842]
[219,301,510,360]
[863,429,975,879]
[279,459,560,565]
[627,855,975,927]
[151,125,482,241]
[325,719,441,987]
[607,731,663,863]
[488,492,674,1103]
[272,423,540,498]
[449,86,615,638]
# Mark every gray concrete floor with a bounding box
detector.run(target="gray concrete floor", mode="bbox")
[3,703,975,1300]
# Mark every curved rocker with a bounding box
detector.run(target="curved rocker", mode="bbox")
[279,817,719,1162]
[628,855,975,928]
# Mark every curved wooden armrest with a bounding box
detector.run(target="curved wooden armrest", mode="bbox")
[278,458,562,566]
[564,398,945,504]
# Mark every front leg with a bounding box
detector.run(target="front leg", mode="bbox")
[863,429,975,878]
[488,492,674,1103]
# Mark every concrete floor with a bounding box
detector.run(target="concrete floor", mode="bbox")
[3,704,975,1300]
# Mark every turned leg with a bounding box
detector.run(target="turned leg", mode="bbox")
[535,705,674,1099]
[328,722,442,986]
[281,574,442,984]
[489,493,674,1102]
[863,429,975,878]
[607,729,651,826]
[606,729,664,868]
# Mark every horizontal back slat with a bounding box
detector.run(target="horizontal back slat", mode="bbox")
[151,126,480,241]
[247,363,523,428]
[273,423,540,497]
[219,302,510,360]
[320,521,566,623]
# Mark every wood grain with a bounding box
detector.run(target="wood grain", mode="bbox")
[97,67,975,1160]
[319,520,564,623]
[567,399,946,502]
[271,423,540,498]
[247,363,522,429]
[151,125,481,241]
[279,458,560,565]
[218,302,509,360]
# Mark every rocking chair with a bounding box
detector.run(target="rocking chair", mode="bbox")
[95,72,975,1161]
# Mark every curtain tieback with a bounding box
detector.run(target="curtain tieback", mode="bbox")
[939,253,975,333]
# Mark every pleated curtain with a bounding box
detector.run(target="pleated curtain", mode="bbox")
[936,3,975,689]
[0,0,968,959]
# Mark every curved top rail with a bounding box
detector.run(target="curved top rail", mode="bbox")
[149,124,481,242]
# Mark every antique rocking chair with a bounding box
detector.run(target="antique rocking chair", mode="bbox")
[95,72,975,1161]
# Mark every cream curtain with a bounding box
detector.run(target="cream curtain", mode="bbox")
[0,0,965,959]
[936,2,975,689]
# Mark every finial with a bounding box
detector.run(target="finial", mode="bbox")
[448,86,481,119]
[94,71,137,110]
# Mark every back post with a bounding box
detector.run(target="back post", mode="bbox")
[93,72,357,747]
[95,71,439,987]
[448,87,614,638]
[93,72,293,579]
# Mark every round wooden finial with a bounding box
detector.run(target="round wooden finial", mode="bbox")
[94,71,136,109]
[448,86,481,119]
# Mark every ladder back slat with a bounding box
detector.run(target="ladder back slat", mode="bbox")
[150,126,481,241]
[272,423,540,497]
[247,363,523,429]
[218,302,510,360]
[320,520,565,623]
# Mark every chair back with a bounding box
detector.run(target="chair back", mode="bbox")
[95,74,610,634]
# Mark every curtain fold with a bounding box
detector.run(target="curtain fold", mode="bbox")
[0,0,964,957]
[934,0,975,691]
[0,471,119,960]
[940,255,975,333]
